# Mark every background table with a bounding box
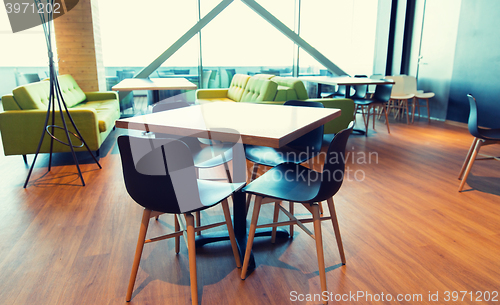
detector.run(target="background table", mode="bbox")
[299,76,394,98]
[112,78,197,104]
[116,102,341,270]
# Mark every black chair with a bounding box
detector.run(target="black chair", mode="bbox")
[458,94,500,191]
[22,73,41,83]
[240,122,354,303]
[152,100,235,230]
[152,100,234,178]
[225,68,236,87]
[244,100,325,213]
[174,69,190,75]
[352,83,393,136]
[118,135,244,304]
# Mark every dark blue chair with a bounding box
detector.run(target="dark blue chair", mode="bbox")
[458,94,500,191]
[118,135,244,304]
[244,100,325,213]
[240,122,354,301]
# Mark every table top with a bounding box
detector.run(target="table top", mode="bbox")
[299,76,395,86]
[112,78,197,91]
[116,102,341,148]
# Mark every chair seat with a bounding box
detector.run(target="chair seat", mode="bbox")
[197,180,245,210]
[352,98,374,106]
[415,92,435,99]
[193,142,233,168]
[390,93,414,99]
[243,162,321,203]
[245,144,319,167]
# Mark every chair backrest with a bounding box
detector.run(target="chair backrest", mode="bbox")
[202,70,212,89]
[352,75,368,99]
[152,100,190,113]
[118,135,204,214]
[467,94,481,138]
[388,75,405,95]
[22,73,41,83]
[372,83,393,103]
[284,100,324,153]
[151,100,202,150]
[311,121,354,202]
[368,74,385,93]
[402,75,418,95]
[174,69,190,75]
[226,69,236,87]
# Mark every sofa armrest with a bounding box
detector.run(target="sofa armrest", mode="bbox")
[0,108,101,155]
[85,91,119,101]
[307,98,355,134]
[196,89,229,99]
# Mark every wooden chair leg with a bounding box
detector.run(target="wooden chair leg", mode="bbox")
[426,98,431,122]
[458,139,483,192]
[221,199,241,268]
[311,204,328,305]
[126,209,152,302]
[184,213,198,305]
[223,161,233,183]
[458,137,479,180]
[289,201,294,237]
[246,163,259,213]
[383,106,390,134]
[372,106,376,130]
[365,105,370,137]
[195,211,201,236]
[405,100,410,124]
[241,196,263,279]
[175,214,180,254]
[271,201,280,243]
[326,198,346,264]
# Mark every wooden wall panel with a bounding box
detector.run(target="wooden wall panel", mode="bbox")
[54,0,105,92]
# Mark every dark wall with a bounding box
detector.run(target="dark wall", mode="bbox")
[447,0,500,127]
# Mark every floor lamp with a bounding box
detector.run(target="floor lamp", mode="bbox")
[24,0,101,188]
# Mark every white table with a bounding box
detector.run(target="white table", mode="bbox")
[112,78,197,104]
[116,102,341,270]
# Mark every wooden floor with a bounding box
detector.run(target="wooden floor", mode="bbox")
[0,115,499,305]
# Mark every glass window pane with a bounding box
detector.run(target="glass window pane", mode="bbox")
[299,0,378,76]
[200,0,294,87]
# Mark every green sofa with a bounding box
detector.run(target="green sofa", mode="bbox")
[197,74,354,136]
[195,74,278,103]
[270,76,355,135]
[0,74,120,159]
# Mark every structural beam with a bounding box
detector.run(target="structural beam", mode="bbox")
[118,0,233,101]
[241,0,348,76]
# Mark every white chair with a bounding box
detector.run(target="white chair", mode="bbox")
[402,75,435,123]
[388,75,415,124]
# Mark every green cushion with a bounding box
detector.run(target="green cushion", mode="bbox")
[57,75,87,108]
[240,77,278,102]
[12,81,51,109]
[11,74,87,110]
[73,99,120,132]
[227,74,250,102]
